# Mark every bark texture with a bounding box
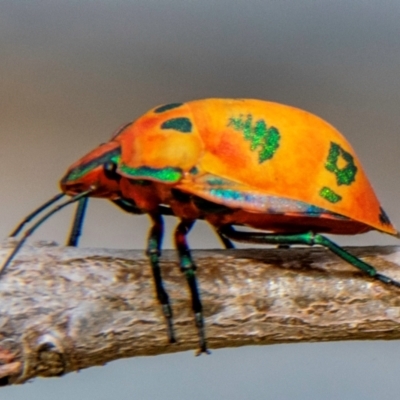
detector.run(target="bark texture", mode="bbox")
[0,239,400,386]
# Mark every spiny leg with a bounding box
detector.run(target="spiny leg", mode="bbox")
[146,213,176,343]
[219,226,400,288]
[66,197,89,246]
[174,219,209,355]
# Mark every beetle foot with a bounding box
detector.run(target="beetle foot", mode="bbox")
[194,313,210,356]
[166,320,177,344]
[375,273,400,288]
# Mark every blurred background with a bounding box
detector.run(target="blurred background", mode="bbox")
[1,1,400,399]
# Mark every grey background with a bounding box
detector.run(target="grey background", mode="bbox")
[1,1,400,399]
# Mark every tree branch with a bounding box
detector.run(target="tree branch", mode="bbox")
[0,240,400,385]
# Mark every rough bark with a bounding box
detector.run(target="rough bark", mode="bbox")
[0,239,400,386]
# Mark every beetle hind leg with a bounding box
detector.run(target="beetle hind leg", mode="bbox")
[313,234,400,288]
[219,225,400,288]
[146,213,176,343]
[175,219,209,355]
[216,231,235,249]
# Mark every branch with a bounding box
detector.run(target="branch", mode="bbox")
[0,240,400,386]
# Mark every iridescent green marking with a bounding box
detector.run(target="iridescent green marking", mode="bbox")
[205,177,228,186]
[319,186,342,203]
[119,164,183,183]
[161,117,192,133]
[62,147,121,183]
[325,142,357,186]
[228,114,280,163]
[208,186,346,216]
[379,207,391,225]
[154,103,183,113]
[306,205,324,216]
[210,188,242,201]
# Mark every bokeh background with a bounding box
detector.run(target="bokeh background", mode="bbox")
[1,1,400,399]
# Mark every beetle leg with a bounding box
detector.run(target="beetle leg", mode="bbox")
[146,213,176,343]
[174,219,209,355]
[219,226,400,288]
[66,197,89,246]
[216,232,235,249]
[313,234,400,288]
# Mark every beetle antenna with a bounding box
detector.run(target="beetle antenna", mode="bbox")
[9,193,65,237]
[66,197,89,246]
[0,189,94,278]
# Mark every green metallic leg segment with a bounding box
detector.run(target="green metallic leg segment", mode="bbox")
[174,219,209,355]
[146,213,176,343]
[314,234,400,287]
[219,226,400,288]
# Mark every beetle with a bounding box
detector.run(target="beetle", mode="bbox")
[2,98,400,354]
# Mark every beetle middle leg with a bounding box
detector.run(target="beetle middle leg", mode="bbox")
[146,213,176,343]
[174,219,209,355]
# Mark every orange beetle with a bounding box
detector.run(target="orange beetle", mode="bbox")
[3,98,399,354]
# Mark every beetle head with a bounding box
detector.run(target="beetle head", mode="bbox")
[60,141,122,197]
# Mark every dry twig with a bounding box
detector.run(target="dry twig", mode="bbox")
[0,240,400,386]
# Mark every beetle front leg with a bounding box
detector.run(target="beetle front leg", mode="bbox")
[174,219,209,355]
[67,197,89,246]
[146,213,176,343]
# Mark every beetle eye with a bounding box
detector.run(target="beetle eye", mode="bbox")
[104,161,116,172]
[103,162,120,181]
